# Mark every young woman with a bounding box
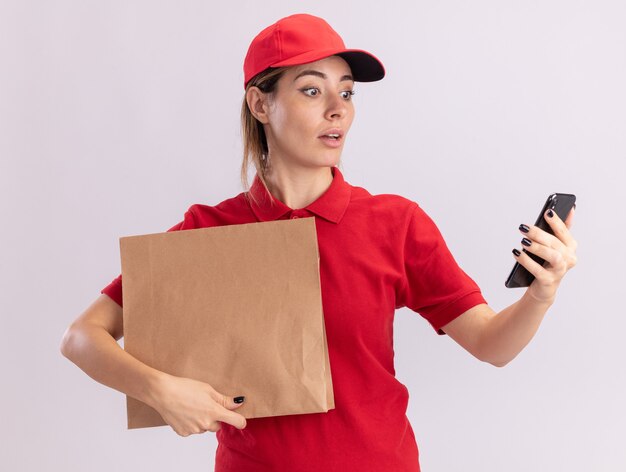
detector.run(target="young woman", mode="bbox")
[61,13,577,472]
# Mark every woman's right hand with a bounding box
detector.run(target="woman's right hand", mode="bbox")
[151,373,247,436]
[61,294,247,437]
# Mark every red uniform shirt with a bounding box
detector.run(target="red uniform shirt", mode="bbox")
[102,166,486,471]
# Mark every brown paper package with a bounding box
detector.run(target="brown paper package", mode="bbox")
[120,217,334,429]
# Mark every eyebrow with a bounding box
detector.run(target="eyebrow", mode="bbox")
[293,70,354,83]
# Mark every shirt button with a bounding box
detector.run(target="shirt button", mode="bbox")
[291,215,300,219]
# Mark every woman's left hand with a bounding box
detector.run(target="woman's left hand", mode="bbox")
[514,207,577,303]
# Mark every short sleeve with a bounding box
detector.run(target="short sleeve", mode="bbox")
[398,203,487,334]
[100,209,198,307]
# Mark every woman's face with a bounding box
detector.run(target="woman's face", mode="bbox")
[258,56,356,171]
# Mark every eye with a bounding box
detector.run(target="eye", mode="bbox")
[301,87,320,97]
[340,90,356,100]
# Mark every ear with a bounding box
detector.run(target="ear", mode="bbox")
[246,86,270,124]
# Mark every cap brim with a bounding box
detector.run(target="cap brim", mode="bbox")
[271,48,385,82]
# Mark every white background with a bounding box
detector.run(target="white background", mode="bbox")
[2,1,625,470]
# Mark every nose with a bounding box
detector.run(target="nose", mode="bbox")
[324,93,348,121]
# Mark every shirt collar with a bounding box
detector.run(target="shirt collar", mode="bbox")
[247,166,351,224]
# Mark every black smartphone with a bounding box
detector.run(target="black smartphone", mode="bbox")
[505,193,576,288]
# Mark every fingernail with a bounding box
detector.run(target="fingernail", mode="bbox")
[519,224,530,233]
[547,209,554,218]
[521,238,532,247]
[234,396,245,404]
[512,248,521,257]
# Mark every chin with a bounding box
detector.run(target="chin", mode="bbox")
[316,158,341,169]
[320,150,343,167]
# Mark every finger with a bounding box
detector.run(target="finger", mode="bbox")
[512,248,547,279]
[210,390,246,411]
[519,222,562,250]
[227,396,246,410]
[208,390,247,429]
[519,238,567,272]
[542,208,577,248]
[202,421,222,433]
[216,408,247,430]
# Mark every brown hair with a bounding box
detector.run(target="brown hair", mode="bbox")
[240,67,289,207]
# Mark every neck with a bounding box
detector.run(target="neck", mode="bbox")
[264,163,334,209]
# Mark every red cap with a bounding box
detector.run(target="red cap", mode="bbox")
[243,13,385,89]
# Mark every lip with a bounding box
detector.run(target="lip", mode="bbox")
[318,128,344,139]
[318,128,344,148]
